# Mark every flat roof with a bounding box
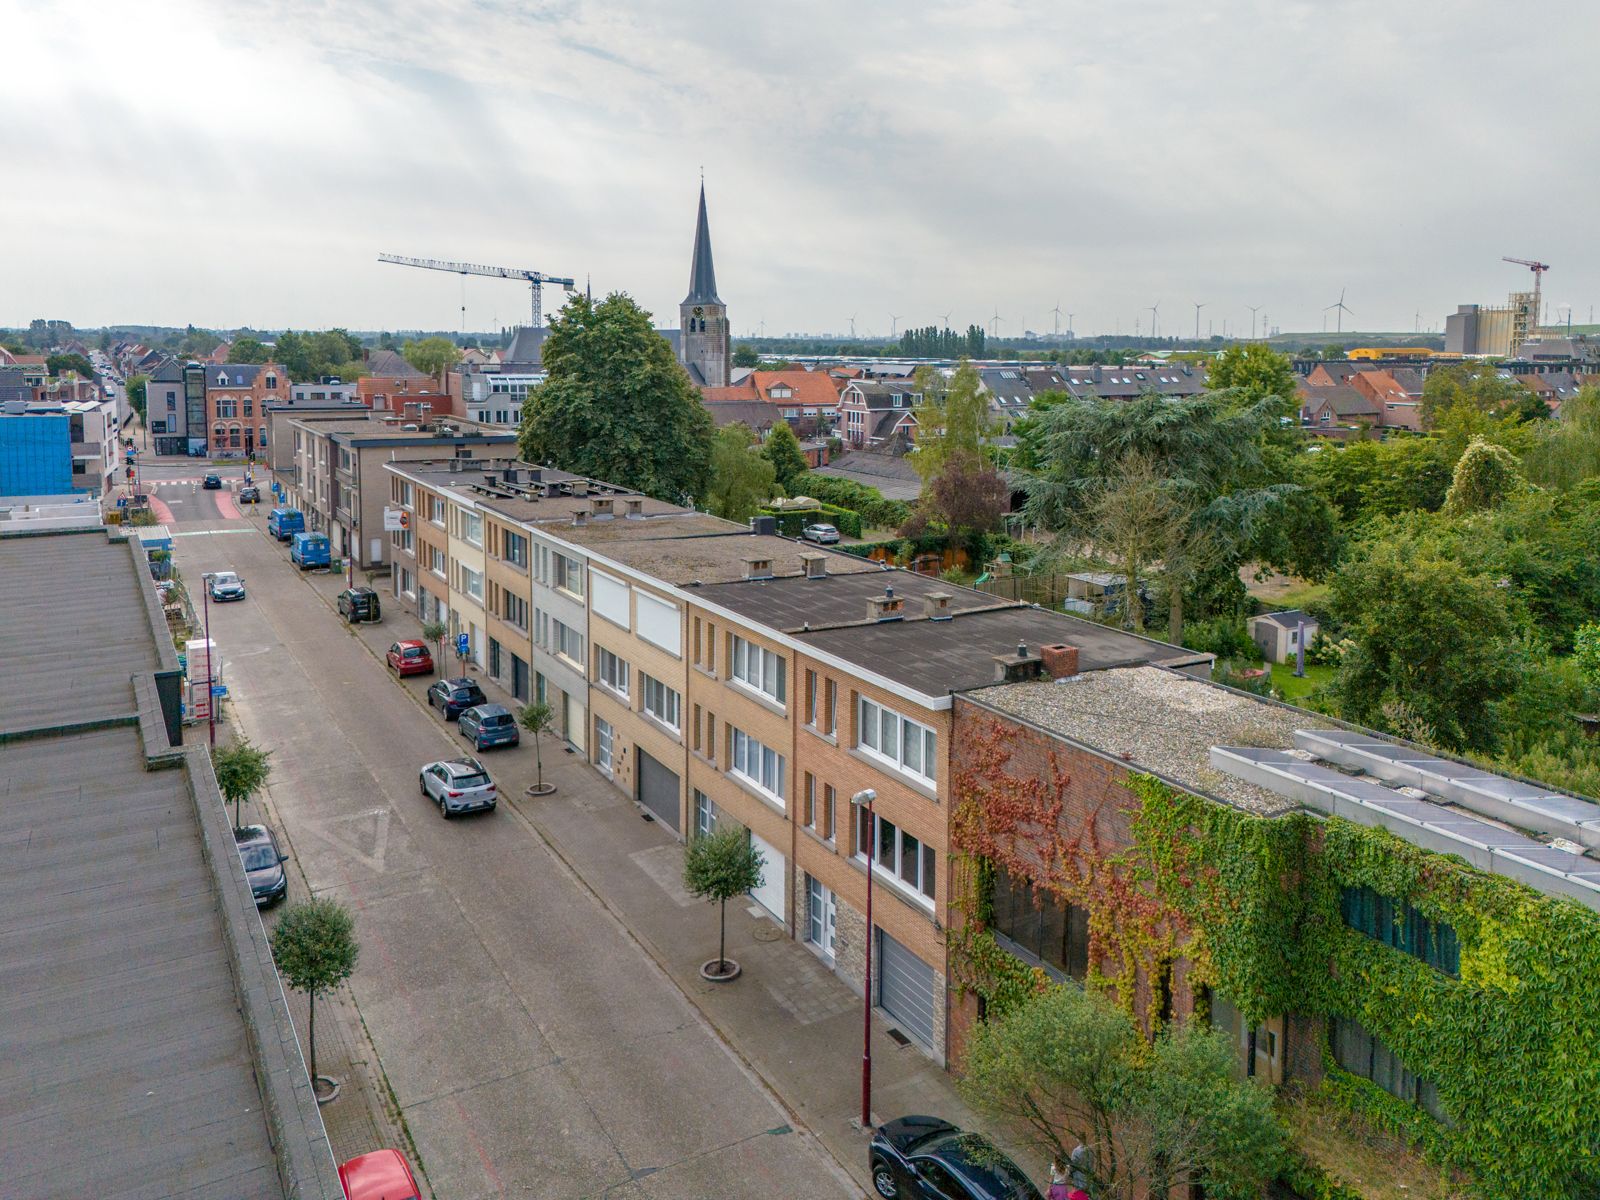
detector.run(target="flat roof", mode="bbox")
[480,494,682,524]
[797,607,1207,699]
[288,417,515,442]
[696,565,1010,633]
[965,665,1307,816]
[0,533,158,732]
[591,529,882,585]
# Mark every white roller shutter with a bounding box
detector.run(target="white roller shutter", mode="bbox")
[636,592,681,655]
[591,570,630,628]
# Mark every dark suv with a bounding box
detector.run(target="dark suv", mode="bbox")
[337,587,382,623]
[234,824,289,907]
[869,1117,1042,1200]
[428,677,487,720]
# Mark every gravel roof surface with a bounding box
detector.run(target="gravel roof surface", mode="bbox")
[968,665,1310,816]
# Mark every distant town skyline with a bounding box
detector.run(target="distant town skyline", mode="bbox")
[7,1,1600,338]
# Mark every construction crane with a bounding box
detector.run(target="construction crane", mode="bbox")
[1503,255,1551,332]
[377,253,576,330]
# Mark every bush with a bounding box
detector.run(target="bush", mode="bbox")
[1183,617,1260,662]
[795,472,912,530]
[1217,658,1272,695]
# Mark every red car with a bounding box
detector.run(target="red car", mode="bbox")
[339,1148,420,1200]
[387,639,434,677]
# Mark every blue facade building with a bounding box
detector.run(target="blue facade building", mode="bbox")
[0,412,78,497]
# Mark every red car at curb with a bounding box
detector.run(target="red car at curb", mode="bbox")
[386,639,435,677]
[339,1148,420,1200]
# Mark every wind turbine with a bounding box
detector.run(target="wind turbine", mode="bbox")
[1067,312,1075,338]
[939,310,953,329]
[1325,288,1353,335]
[1193,301,1207,340]
[1148,301,1160,339]
[890,313,902,338]
[1247,305,1261,340]
[1052,301,1064,337]
[991,307,1004,339]
[847,313,857,338]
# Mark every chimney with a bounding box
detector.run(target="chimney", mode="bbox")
[484,472,499,487]
[591,496,614,517]
[624,497,644,518]
[570,479,589,497]
[1040,643,1080,679]
[1091,364,1103,383]
[742,554,774,581]
[799,551,828,580]
[572,509,589,527]
[923,591,953,621]
[869,585,905,622]
[992,640,1044,683]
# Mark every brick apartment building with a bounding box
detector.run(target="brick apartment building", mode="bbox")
[205,361,289,457]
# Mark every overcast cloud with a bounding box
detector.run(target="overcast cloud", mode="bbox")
[6,0,1597,338]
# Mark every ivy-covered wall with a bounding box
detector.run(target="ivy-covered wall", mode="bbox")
[950,706,1600,1197]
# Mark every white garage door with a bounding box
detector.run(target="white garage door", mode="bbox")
[878,931,936,1052]
[748,831,786,921]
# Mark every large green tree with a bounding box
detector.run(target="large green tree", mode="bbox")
[519,292,714,502]
[46,352,94,378]
[958,986,1287,1200]
[1444,436,1526,515]
[1205,343,1296,409]
[1329,534,1522,752]
[761,421,808,494]
[1022,394,1293,642]
[1301,436,1456,525]
[1524,385,1600,491]
[125,373,148,422]
[707,423,777,521]
[401,336,461,384]
[227,336,270,364]
[910,358,990,483]
[275,329,365,383]
[1420,361,1529,429]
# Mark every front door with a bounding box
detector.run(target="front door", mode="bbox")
[806,875,836,964]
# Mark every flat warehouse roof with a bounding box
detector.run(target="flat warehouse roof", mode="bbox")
[0,728,285,1198]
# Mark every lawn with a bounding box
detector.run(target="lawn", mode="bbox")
[1270,661,1336,703]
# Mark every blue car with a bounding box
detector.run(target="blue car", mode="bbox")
[458,704,520,751]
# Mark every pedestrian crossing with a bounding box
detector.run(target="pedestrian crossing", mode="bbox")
[145,478,254,488]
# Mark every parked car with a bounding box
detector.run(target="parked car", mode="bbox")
[418,756,498,818]
[337,587,382,623]
[208,571,246,602]
[869,1117,1042,1200]
[802,522,841,544]
[234,824,288,907]
[428,677,487,719]
[238,484,261,503]
[338,1148,421,1200]
[458,703,520,750]
[267,507,305,541]
[202,473,222,489]
[387,639,434,677]
[290,531,331,569]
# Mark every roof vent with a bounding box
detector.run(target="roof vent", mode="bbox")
[993,645,1044,683]
[750,514,777,536]
[923,592,953,620]
[869,588,905,622]
[572,509,589,527]
[591,496,614,517]
[570,479,589,497]
[742,555,774,581]
[624,497,644,518]
[800,551,828,580]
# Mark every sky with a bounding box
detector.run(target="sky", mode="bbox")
[6,0,1599,339]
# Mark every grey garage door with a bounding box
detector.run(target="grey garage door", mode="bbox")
[878,931,936,1051]
[636,749,680,832]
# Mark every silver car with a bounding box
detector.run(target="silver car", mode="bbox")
[419,756,498,818]
[801,523,840,544]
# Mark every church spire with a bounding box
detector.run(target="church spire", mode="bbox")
[683,182,721,306]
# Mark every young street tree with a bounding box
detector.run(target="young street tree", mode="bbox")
[959,986,1286,1199]
[517,702,556,794]
[213,738,271,832]
[707,424,777,522]
[682,825,764,979]
[761,421,809,495]
[270,898,358,1090]
[519,292,714,503]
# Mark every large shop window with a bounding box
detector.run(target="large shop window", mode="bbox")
[858,697,936,784]
[989,866,1088,981]
[1341,886,1460,976]
[1332,1017,1447,1124]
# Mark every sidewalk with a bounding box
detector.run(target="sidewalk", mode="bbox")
[268,541,1045,1194]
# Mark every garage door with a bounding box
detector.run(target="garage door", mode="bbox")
[748,831,786,921]
[635,749,680,832]
[878,931,936,1052]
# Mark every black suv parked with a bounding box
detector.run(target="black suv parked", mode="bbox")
[337,587,382,623]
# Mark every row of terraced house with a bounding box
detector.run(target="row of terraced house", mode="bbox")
[378,455,1600,1191]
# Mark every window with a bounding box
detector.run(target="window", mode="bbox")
[857,697,937,783]
[855,809,936,905]
[554,619,584,667]
[429,495,446,525]
[554,553,584,597]
[821,784,835,841]
[503,529,528,568]
[502,592,529,631]
[591,571,630,627]
[596,647,630,697]
[595,717,614,772]
[461,510,483,547]
[990,866,1088,980]
[215,397,236,418]
[641,674,681,730]
[803,772,816,830]
[1341,886,1460,976]
[636,592,681,655]
[729,727,785,804]
[428,545,446,577]
[823,678,837,734]
[1332,1017,1446,1123]
[460,566,483,603]
[805,670,817,726]
[694,790,719,838]
[730,635,785,704]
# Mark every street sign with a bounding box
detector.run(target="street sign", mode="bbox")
[383,507,408,532]
[455,632,470,660]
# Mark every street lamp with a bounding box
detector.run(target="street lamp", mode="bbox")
[200,572,215,746]
[850,787,878,1129]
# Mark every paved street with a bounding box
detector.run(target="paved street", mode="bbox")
[170,524,857,1200]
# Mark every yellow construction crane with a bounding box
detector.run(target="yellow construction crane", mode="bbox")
[377,253,576,330]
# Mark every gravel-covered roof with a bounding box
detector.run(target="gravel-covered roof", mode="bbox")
[967,665,1310,816]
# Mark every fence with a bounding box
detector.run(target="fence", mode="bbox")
[973,571,1074,609]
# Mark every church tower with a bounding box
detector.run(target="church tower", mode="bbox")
[679,183,730,388]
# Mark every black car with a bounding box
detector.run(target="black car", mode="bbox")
[869,1117,1042,1200]
[428,677,487,719]
[238,484,261,503]
[337,587,382,623]
[235,824,289,907]
[202,473,223,489]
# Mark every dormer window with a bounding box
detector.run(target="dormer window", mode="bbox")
[216,372,227,385]
[265,374,276,389]
[770,384,792,399]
